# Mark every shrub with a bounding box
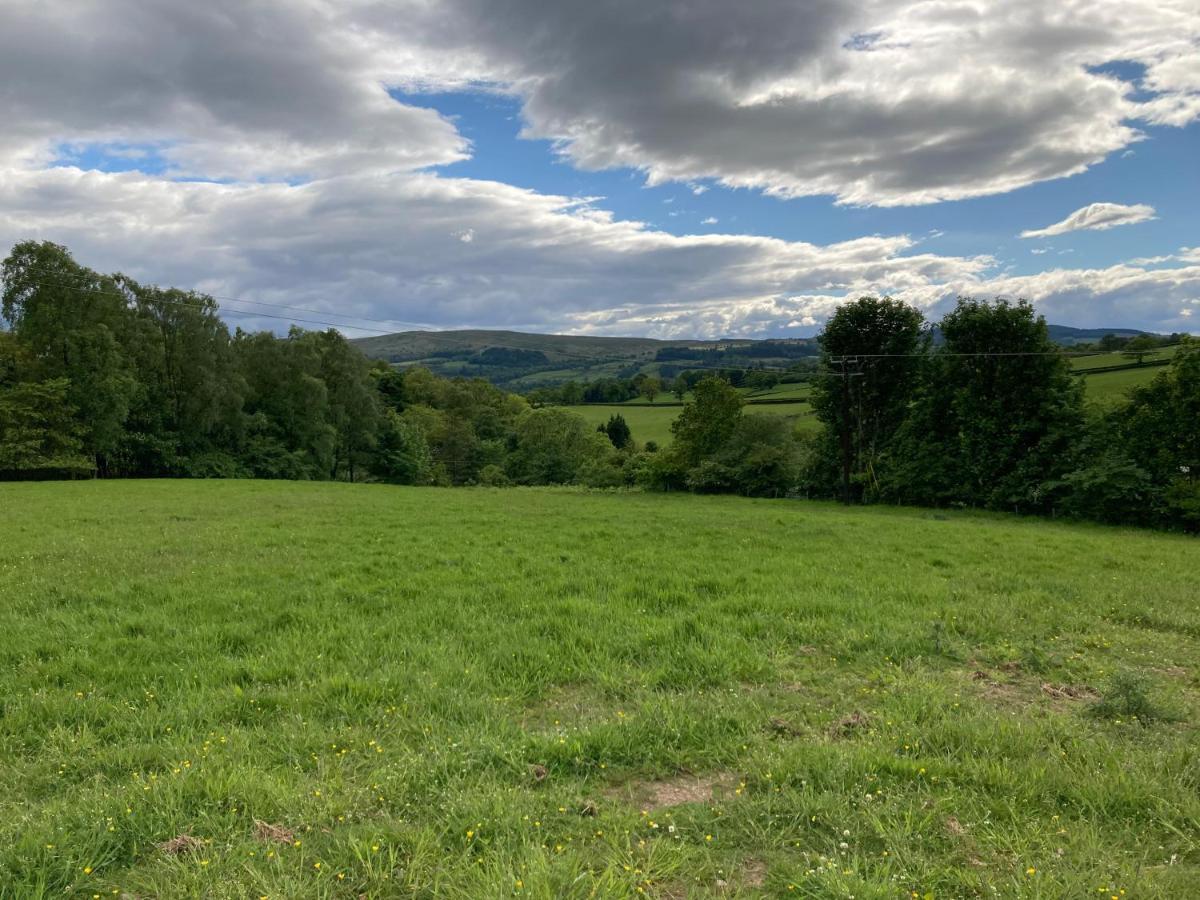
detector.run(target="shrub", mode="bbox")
[1089,671,1163,724]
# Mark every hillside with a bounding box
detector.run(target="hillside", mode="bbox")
[2,480,1197,896]
[353,325,1165,389]
[352,329,819,388]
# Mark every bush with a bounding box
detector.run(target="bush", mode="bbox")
[1046,449,1153,524]
[476,464,510,487]
[1089,671,1164,724]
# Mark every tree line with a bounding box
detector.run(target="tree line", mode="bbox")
[643,296,1196,530]
[526,366,806,406]
[2,242,1195,531]
[0,241,635,487]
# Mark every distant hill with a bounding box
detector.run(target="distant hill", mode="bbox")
[353,324,1165,389]
[352,329,820,388]
[1045,324,1151,345]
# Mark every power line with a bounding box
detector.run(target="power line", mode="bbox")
[827,342,1186,361]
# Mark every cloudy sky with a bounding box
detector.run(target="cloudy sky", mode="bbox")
[1,0,1198,338]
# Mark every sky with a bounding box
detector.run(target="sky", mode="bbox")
[1,0,1198,339]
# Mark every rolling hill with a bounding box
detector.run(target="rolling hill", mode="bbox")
[353,325,1169,391]
[352,329,820,388]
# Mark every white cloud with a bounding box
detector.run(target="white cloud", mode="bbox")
[1021,203,1157,238]
[0,165,998,337]
[701,217,719,225]
[0,0,467,178]
[3,164,1196,338]
[391,0,1200,205]
[4,1,1196,206]
[0,0,1197,341]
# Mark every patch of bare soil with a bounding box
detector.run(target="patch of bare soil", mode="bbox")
[157,833,203,855]
[607,771,738,811]
[1040,682,1099,701]
[830,711,871,738]
[253,820,295,845]
[740,858,768,888]
[966,666,1098,711]
[768,716,802,737]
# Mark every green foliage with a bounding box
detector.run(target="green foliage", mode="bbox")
[0,242,617,490]
[638,375,662,402]
[1113,340,1200,529]
[884,298,1084,511]
[369,409,433,484]
[0,376,91,477]
[506,407,613,485]
[1090,672,1164,724]
[810,296,926,501]
[671,376,745,466]
[600,413,632,449]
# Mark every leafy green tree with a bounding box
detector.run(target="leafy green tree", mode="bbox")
[1121,334,1158,365]
[2,241,138,471]
[235,329,336,479]
[885,298,1083,511]
[370,409,433,484]
[120,281,244,474]
[602,413,632,449]
[639,375,662,403]
[1115,339,1200,529]
[307,329,380,481]
[809,296,925,501]
[506,407,610,484]
[0,376,91,478]
[671,376,744,466]
[671,375,688,401]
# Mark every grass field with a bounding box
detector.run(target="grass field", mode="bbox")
[1,482,1198,897]
[1079,365,1168,405]
[573,402,818,446]
[1069,347,1177,371]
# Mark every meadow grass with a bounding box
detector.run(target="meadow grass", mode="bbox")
[1079,366,1166,406]
[1,481,1198,898]
[573,403,817,446]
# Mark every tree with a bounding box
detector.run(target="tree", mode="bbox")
[370,409,433,484]
[602,413,632,449]
[235,329,336,479]
[308,330,379,481]
[671,376,744,466]
[0,376,91,478]
[885,298,1083,511]
[809,296,926,501]
[2,241,138,472]
[506,408,611,484]
[1122,334,1158,365]
[639,375,662,403]
[671,375,688,401]
[1115,339,1200,529]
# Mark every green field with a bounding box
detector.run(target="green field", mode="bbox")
[1079,365,1168,405]
[2,481,1198,897]
[1069,347,1177,371]
[573,402,817,446]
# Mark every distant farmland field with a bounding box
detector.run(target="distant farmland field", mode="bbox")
[572,400,817,446]
[1,481,1198,897]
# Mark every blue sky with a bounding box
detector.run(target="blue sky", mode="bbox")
[400,88,1200,281]
[5,0,1200,338]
